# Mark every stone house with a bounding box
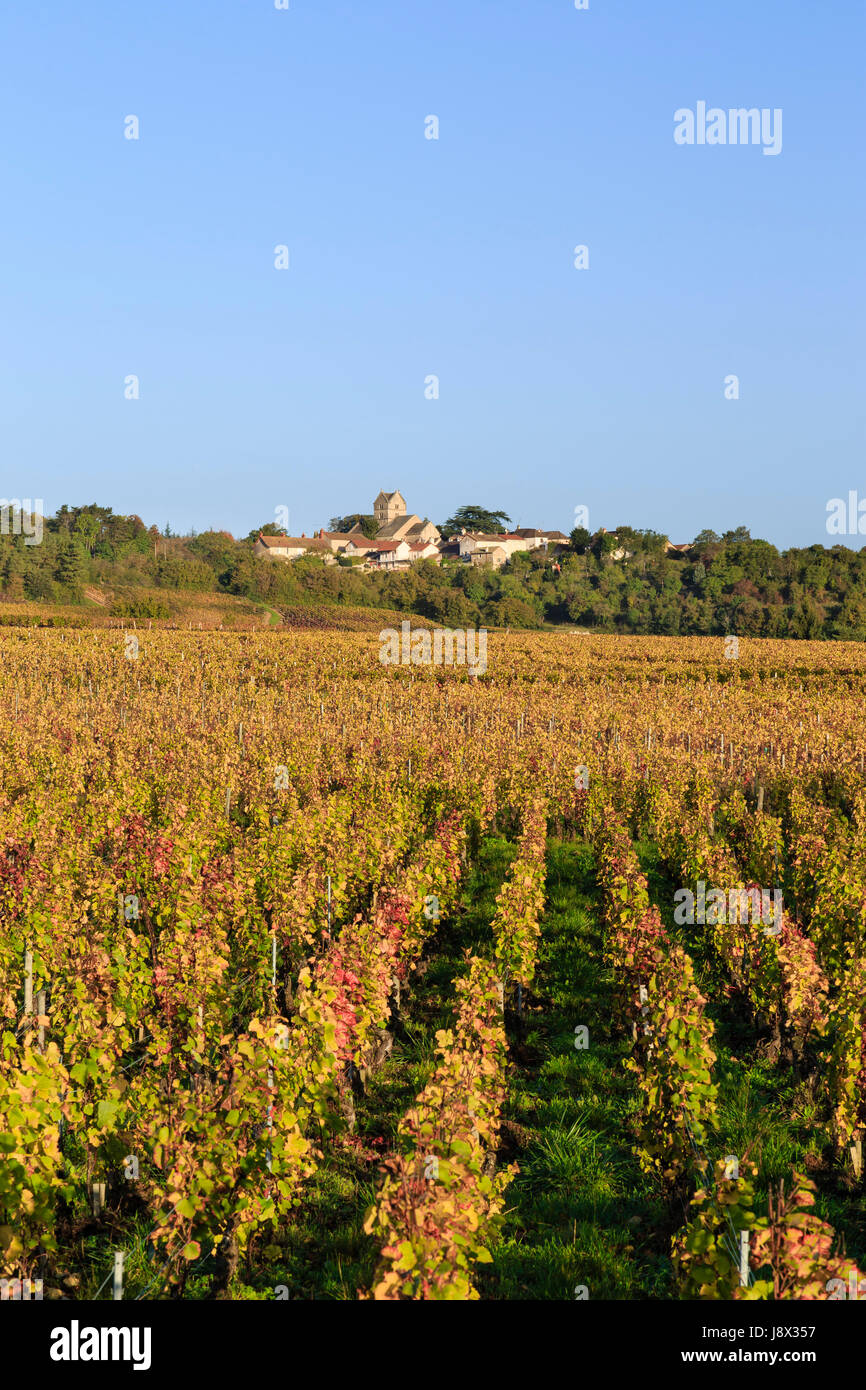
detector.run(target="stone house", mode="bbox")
[407,540,440,562]
[342,537,380,561]
[252,534,333,561]
[469,545,508,569]
[457,532,533,561]
[314,529,358,553]
[514,528,570,548]
[369,540,412,569]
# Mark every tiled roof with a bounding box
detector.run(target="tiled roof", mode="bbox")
[461,532,527,543]
[256,534,330,551]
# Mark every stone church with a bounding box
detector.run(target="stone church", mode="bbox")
[371,490,440,544]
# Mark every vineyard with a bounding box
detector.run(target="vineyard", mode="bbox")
[2,628,866,1302]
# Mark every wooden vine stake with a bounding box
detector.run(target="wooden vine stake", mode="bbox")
[266,1061,275,1172]
[23,948,33,1008]
[851,1132,864,1181]
[23,949,33,1044]
[113,1251,124,1300]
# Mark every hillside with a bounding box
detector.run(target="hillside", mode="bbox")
[0,590,428,634]
[3,505,866,638]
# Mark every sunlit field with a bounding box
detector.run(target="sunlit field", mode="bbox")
[2,630,864,1300]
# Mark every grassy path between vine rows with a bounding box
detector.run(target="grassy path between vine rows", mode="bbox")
[235,834,677,1299]
[638,842,866,1273]
[477,839,672,1299]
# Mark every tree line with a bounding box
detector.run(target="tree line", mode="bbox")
[2,503,866,638]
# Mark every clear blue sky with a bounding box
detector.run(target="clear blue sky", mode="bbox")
[1,1,863,546]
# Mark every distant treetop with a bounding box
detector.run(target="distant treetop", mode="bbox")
[439,505,512,539]
[329,514,378,539]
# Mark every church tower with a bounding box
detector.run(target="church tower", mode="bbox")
[373,490,406,527]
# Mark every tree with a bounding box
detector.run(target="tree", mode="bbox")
[439,506,512,539]
[330,514,378,539]
[51,503,117,544]
[54,540,87,595]
[569,526,592,554]
[245,522,288,542]
[831,593,866,641]
[489,596,541,628]
[2,543,26,601]
[188,530,238,573]
[591,531,622,560]
[221,554,258,596]
[635,529,669,556]
[74,512,101,556]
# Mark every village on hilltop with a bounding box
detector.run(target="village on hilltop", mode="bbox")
[252,491,571,572]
